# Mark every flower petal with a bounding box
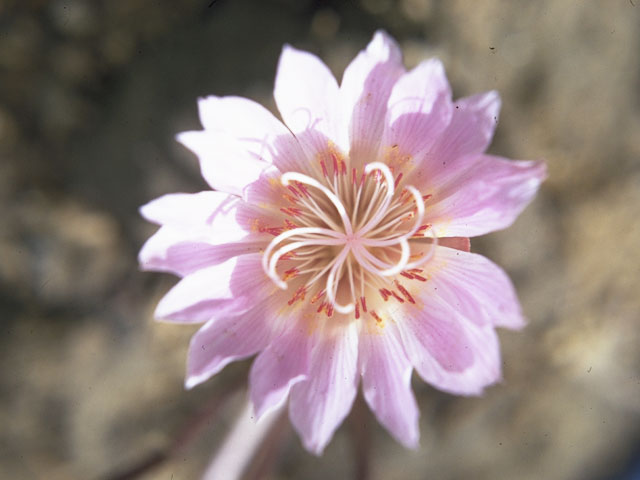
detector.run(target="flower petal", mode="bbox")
[154,253,272,323]
[139,192,266,276]
[359,323,419,448]
[433,90,501,159]
[414,91,501,191]
[196,95,306,174]
[185,304,273,389]
[341,30,405,167]
[140,191,238,228]
[249,321,313,419]
[424,246,525,329]
[289,323,359,455]
[274,44,344,158]
[381,58,452,165]
[176,131,270,196]
[139,226,263,276]
[426,155,546,237]
[397,295,502,396]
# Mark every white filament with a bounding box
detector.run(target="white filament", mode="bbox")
[325,245,355,314]
[262,227,345,288]
[281,172,354,235]
[358,162,396,235]
[262,161,439,316]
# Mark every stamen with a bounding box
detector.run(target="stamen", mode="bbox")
[361,186,424,245]
[358,162,396,235]
[404,225,439,270]
[261,161,439,320]
[395,281,415,304]
[262,227,345,288]
[353,239,410,277]
[325,245,355,314]
[281,172,354,235]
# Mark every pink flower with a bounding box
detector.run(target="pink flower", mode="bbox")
[139,31,546,454]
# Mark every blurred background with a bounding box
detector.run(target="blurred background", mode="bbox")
[1,0,639,478]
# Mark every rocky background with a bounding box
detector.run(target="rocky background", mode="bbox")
[1,0,639,479]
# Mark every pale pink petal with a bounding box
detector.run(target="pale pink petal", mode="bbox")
[196,96,307,174]
[139,192,267,276]
[359,323,419,448]
[139,226,263,276]
[413,91,501,190]
[423,246,525,329]
[154,254,271,323]
[185,305,272,389]
[397,296,502,396]
[426,155,546,237]
[140,192,247,240]
[140,191,236,227]
[380,58,452,164]
[435,90,501,158]
[176,131,270,196]
[340,30,405,166]
[249,322,313,419]
[274,45,344,158]
[289,323,359,455]
[197,96,286,146]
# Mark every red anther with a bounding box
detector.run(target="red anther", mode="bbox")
[355,301,360,319]
[283,194,298,204]
[414,224,432,236]
[394,172,403,189]
[412,274,428,282]
[317,302,326,313]
[379,288,390,301]
[326,304,334,317]
[340,159,347,175]
[280,207,303,217]
[352,167,357,185]
[360,296,368,312]
[282,268,299,281]
[284,219,298,230]
[310,289,326,304]
[288,286,307,305]
[260,226,284,236]
[295,181,310,196]
[400,271,414,280]
[408,268,424,273]
[371,311,383,323]
[395,282,415,304]
[287,185,300,197]
[390,290,405,303]
[422,194,433,201]
[320,159,329,177]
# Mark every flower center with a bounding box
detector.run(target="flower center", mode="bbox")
[261,153,438,320]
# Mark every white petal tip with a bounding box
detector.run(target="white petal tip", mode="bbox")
[184,377,200,390]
